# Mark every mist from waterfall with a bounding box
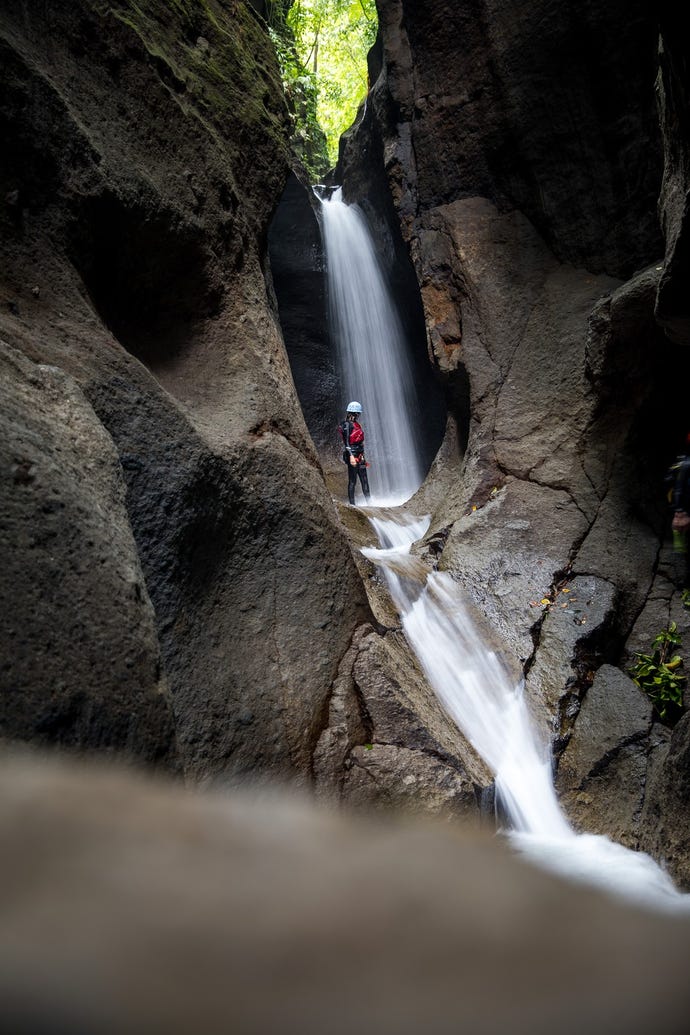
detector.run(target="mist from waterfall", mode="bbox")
[317,187,424,505]
[364,513,690,911]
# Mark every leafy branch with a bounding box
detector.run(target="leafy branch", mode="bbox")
[629,622,685,723]
[284,0,377,166]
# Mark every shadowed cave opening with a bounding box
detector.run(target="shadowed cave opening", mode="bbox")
[71,194,222,369]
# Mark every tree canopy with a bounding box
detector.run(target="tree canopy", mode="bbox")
[268,0,377,176]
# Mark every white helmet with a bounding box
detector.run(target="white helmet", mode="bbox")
[346,401,362,414]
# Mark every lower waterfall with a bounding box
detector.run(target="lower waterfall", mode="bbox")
[363,511,690,910]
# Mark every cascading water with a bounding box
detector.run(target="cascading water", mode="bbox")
[364,513,690,911]
[316,187,424,505]
[317,182,689,908]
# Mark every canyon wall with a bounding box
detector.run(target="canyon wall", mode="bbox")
[326,0,690,882]
[3,0,690,887]
[0,0,370,781]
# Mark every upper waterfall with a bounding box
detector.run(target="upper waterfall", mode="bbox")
[317,187,426,505]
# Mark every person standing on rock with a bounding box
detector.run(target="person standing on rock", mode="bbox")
[667,433,690,587]
[339,401,371,506]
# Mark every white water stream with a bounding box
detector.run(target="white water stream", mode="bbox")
[317,187,423,505]
[316,180,689,909]
[363,511,690,911]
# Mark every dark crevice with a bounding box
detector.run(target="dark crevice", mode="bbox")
[68,192,223,369]
[350,677,376,748]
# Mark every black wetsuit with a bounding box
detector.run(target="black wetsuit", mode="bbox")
[341,419,371,505]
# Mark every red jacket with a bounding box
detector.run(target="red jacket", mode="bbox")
[339,419,364,455]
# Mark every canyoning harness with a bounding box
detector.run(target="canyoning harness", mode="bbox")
[338,419,367,465]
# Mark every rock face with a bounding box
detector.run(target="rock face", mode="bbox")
[370,0,663,276]
[0,0,369,780]
[655,8,690,345]
[329,0,690,883]
[313,622,486,818]
[0,344,176,765]
[268,173,334,454]
[556,665,654,848]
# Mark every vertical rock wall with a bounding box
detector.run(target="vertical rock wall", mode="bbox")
[334,0,690,882]
[0,0,370,780]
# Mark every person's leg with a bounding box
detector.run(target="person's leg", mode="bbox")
[358,462,371,501]
[348,463,357,505]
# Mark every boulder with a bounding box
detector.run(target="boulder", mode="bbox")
[314,623,486,817]
[639,712,690,889]
[525,575,617,741]
[557,665,654,847]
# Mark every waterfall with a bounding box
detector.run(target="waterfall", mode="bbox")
[364,513,690,911]
[316,187,424,505]
[315,183,689,909]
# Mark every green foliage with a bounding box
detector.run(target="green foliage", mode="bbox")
[270,0,377,173]
[630,622,685,723]
[268,22,328,178]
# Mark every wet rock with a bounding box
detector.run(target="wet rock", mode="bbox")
[638,712,690,888]
[268,173,333,454]
[356,629,488,777]
[313,626,372,794]
[344,742,476,818]
[557,665,653,846]
[525,576,617,740]
[315,623,488,816]
[441,479,589,673]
